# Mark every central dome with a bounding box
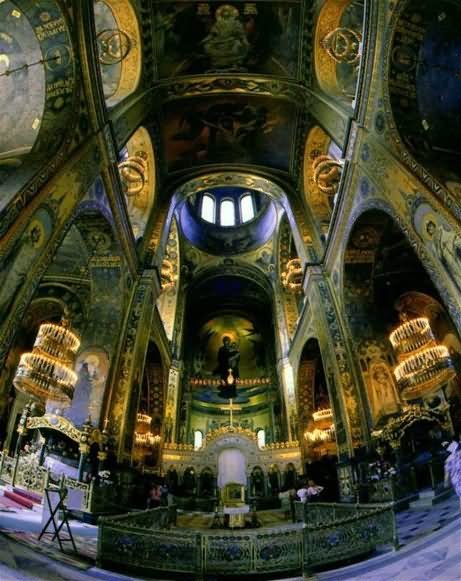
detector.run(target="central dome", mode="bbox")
[178,185,277,255]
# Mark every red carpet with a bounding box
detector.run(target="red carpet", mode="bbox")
[3,490,34,509]
[0,495,22,510]
[13,487,42,504]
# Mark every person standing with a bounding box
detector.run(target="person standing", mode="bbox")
[443,440,461,509]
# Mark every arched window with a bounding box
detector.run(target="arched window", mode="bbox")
[220,199,235,227]
[194,430,203,451]
[201,193,215,223]
[240,193,255,223]
[257,429,266,449]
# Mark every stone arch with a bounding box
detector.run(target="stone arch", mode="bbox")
[341,198,461,335]
[296,338,338,462]
[342,207,461,432]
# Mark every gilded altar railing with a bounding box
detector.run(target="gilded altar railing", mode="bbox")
[0,451,102,512]
[0,451,49,494]
[98,502,397,577]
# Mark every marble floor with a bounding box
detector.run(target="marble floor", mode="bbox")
[314,517,461,581]
[0,495,459,580]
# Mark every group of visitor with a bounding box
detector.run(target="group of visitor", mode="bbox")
[277,479,325,520]
[147,482,170,509]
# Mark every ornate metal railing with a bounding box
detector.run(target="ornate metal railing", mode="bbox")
[14,455,49,494]
[202,528,302,575]
[98,502,397,577]
[0,451,16,485]
[302,502,398,569]
[0,451,49,493]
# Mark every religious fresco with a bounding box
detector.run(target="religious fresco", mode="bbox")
[93,0,141,105]
[157,218,180,341]
[154,1,301,78]
[65,348,109,427]
[366,359,401,426]
[0,0,76,184]
[162,96,297,172]
[0,207,53,323]
[314,0,363,103]
[192,314,266,379]
[412,200,461,295]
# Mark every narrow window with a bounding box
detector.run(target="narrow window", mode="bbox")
[257,429,265,449]
[220,199,235,226]
[201,194,215,223]
[194,430,203,450]
[240,193,255,223]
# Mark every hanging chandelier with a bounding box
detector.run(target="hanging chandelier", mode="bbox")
[304,425,335,444]
[13,319,80,407]
[389,315,455,401]
[312,408,333,422]
[136,412,152,432]
[134,412,161,448]
[134,432,160,447]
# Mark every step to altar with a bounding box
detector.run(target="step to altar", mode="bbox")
[409,487,454,509]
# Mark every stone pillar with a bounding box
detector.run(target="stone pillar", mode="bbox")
[278,358,297,442]
[337,461,357,503]
[106,270,161,462]
[164,360,183,444]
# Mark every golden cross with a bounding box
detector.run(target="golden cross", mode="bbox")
[219,399,242,427]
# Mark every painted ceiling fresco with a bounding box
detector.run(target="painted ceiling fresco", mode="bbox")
[154,1,302,78]
[162,95,297,172]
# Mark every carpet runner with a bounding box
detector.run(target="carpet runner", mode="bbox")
[3,491,34,510]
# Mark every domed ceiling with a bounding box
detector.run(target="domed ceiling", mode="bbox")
[178,185,277,255]
[135,0,314,193]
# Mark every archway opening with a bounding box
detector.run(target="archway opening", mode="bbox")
[343,209,461,488]
[297,338,338,501]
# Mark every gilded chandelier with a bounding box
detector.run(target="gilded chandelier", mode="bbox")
[13,320,80,407]
[305,407,335,445]
[281,258,303,293]
[134,412,161,448]
[389,315,455,400]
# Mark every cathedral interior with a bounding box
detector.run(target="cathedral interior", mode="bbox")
[0,1,461,579]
